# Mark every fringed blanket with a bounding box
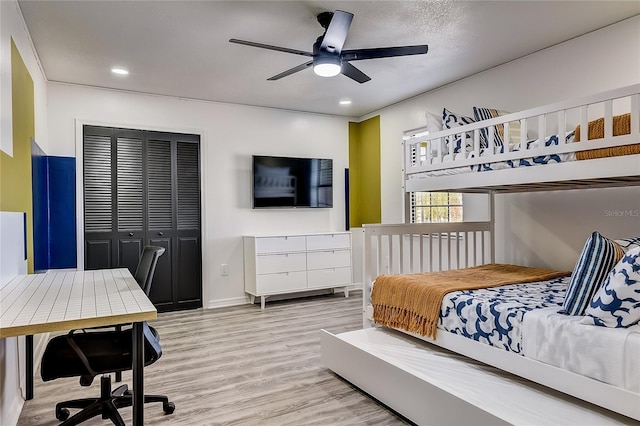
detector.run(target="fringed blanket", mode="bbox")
[371,264,571,340]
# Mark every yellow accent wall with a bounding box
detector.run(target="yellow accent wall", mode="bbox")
[348,115,381,227]
[0,39,34,272]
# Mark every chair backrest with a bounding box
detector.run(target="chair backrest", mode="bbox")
[134,246,165,295]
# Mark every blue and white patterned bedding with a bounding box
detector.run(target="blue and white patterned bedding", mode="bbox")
[439,276,570,353]
[469,131,576,172]
[412,132,576,178]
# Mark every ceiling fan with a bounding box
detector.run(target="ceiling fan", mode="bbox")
[229,10,428,83]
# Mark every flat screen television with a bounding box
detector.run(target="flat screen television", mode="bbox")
[252,155,333,208]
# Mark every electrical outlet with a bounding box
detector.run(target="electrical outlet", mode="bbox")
[220,264,229,276]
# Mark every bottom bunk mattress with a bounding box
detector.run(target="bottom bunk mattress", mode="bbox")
[523,306,640,393]
[439,276,569,353]
[370,270,640,393]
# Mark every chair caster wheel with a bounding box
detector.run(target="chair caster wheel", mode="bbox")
[56,407,70,421]
[163,401,175,415]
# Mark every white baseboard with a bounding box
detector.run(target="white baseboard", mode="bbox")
[346,283,363,293]
[207,285,363,310]
[206,296,248,309]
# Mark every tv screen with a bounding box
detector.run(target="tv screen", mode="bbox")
[252,155,333,208]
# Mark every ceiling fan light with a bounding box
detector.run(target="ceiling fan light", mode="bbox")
[313,56,342,77]
[314,63,341,77]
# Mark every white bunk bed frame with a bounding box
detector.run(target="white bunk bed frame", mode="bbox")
[321,85,640,425]
[405,83,640,193]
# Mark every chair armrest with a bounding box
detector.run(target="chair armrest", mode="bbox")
[64,335,98,378]
[69,323,130,333]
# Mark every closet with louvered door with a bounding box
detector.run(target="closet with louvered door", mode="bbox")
[83,126,202,312]
[146,135,174,310]
[175,141,202,309]
[84,126,115,270]
[116,130,145,274]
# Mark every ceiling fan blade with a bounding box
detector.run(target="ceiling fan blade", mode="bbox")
[342,45,428,61]
[341,62,371,84]
[320,10,353,53]
[229,39,313,57]
[267,61,314,81]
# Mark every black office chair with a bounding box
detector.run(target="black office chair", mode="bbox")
[40,246,174,425]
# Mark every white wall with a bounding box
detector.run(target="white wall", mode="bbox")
[0,214,28,426]
[495,187,640,270]
[0,0,48,154]
[47,83,350,307]
[1,2,49,425]
[366,16,640,270]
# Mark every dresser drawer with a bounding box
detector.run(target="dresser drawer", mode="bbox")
[307,267,352,289]
[306,249,351,270]
[255,236,306,254]
[306,233,350,251]
[256,271,307,294]
[256,253,306,274]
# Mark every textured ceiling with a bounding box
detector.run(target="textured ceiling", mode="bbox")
[17,1,640,117]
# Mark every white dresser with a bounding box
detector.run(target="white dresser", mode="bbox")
[243,231,352,309]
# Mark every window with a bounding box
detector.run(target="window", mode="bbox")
[410,192,462,223]
[405,131,462,223]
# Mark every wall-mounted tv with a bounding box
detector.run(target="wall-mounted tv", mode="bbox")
[252,155,333,209]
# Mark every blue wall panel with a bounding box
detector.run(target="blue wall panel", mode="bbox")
[48,156,77,269]
[31,139,49,272]
[30,147,77,271]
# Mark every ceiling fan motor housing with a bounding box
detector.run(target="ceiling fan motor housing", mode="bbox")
[316,11,334,30]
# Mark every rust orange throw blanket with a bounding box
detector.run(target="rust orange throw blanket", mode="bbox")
[371,264,571,340]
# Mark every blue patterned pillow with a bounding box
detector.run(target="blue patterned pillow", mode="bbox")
[560,231,624,316]
[442,108,474,154]
[615,236,640,253]
[581,246,640,327]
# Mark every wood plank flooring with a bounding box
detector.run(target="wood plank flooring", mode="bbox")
[17,292,410,425]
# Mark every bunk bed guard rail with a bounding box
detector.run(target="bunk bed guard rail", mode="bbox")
[403,84,640,181]
[362,221,494,325]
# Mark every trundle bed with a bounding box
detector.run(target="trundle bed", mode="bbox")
[321,84,640,425]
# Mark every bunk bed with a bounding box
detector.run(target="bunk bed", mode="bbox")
[321,84,640,425]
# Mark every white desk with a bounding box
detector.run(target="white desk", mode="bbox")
[0,268,157,426]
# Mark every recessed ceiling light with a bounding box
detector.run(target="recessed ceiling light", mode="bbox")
[111,67,129,75]
[339,99,352,106]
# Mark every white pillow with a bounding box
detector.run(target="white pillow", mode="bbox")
[425,110,443,133]
[423,110,444,156]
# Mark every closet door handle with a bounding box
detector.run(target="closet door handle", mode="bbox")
[129,232,134,237]
[158,232,164,236]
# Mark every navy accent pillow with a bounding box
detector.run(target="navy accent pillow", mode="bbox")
[560,231,624,316]
[473,107,505,149]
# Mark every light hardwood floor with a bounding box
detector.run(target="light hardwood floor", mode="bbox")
[17,292,410,425]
